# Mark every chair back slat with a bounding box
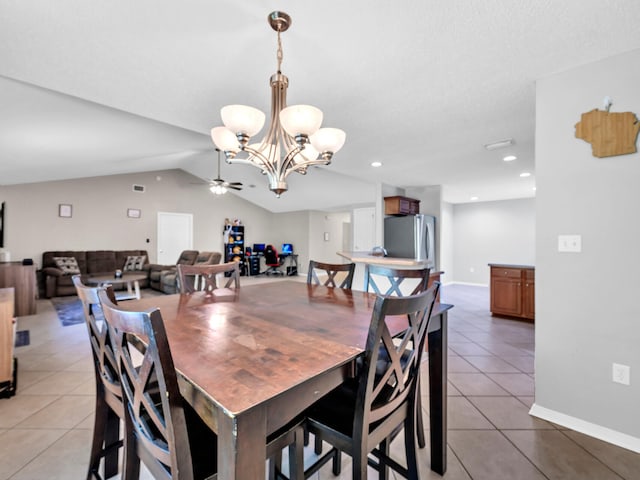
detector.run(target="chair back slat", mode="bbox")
[177,262,240,295]
[307,261,356,289]
[364,264,430,296]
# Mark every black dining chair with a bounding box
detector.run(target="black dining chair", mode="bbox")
[97,289,305,480]
[304,283,440,479]
[72,275,133,480]
[306,260,356,289]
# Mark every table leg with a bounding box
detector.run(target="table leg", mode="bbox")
[133,280,140,300]
[428,311,448,475]
[217,405,267,479]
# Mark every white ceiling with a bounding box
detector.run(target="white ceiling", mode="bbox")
[2,1,640,212]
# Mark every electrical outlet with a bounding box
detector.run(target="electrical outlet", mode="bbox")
[558,234,582,252]
[612,363,631,385]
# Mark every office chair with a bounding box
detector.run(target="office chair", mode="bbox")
[264,245,284,276]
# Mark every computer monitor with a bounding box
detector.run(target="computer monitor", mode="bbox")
[281,243,293,256]
[253,243,265,254]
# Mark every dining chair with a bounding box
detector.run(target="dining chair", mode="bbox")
[363,264,432,448]
[72,275,133,480]
[306,260,356,289]
[363,264,431,297]
[177,261,240,295]
[97,289,305,480]
[304,283,440,480]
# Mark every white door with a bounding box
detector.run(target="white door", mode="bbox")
[157,212,193,264]
[352,207,376,252]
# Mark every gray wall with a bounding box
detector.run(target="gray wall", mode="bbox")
[534,48,640,447]
[452,198,536,285]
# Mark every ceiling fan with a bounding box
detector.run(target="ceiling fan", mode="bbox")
[207,148,243,195]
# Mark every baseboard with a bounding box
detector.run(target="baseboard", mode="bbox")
[447,281,489,287]
[529,403,640,453]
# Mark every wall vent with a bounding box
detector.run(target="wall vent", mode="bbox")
[132,184,146,193]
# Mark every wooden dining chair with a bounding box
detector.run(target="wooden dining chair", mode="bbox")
[363,264,432,449]
[177,261,240,295]
[304,283,440,480]
[364,264,431,296]
[97,289,305,480]
[72,275,133,480]
[306,260,356,289]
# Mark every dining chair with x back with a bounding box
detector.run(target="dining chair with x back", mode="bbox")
[306,260,356,289]
[177,261,240,295]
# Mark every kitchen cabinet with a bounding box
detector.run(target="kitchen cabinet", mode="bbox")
[384,196,420,216]
[489,264,534,321]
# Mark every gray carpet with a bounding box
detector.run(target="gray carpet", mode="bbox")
[50,296,96,326]
[15,330,29,347]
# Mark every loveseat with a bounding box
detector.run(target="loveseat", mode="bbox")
[42,250,150,298]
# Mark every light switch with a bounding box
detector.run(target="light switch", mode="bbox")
[558,234,582,253]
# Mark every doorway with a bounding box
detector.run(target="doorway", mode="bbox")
[157,212,193,264]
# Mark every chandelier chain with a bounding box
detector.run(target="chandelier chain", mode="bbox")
[276,30,283,73]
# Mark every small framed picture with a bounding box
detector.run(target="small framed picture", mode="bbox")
[127,208,141,218]
[59,204,72,218]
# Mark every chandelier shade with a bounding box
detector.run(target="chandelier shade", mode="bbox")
[210,11,346,197]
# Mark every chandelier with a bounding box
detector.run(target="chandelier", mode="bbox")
[210,11,346,197]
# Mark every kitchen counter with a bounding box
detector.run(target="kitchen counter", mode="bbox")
[338,251,432,267]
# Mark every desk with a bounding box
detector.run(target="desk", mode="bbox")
[124,281,451,478]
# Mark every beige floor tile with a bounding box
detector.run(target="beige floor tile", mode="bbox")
[562,430,640,480]
[486,373,535,396]
[0,428,67,480]
[467,396,554,430]
[448,355,480,373]
[449,342,492,356]
[448,396,495,430]
[18,371,93,396]
[448,430,546,479]
[68,378,97,395]
[16,395,95,429]
[502,355,535,373]
[463,355,520,373]
[12,370,54,391]
[8,428,93,480]
[504,430,624,479]
[0,395,60,428]
[448,373,511,396]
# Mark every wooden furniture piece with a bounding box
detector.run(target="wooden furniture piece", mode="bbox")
[86,273,147,301]
[306,284,439,479]
[489,264,535,321]
[364,264,430,297]
[0,262,37,316]
[224,224,246,275]
[99,289,305,480]
[0,288,17,398]
[384,195,420,215]
[307,260,355,289]
[177,262,240,295]
[72,276,128,480]
[120,281,452,479]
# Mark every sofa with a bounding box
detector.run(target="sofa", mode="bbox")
[42,250,151,298]
[149,251,222,294]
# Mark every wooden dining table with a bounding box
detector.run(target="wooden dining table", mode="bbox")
[123,280,452,479]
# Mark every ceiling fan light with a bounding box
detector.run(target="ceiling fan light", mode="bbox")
[279,105,323,137]
[211,126,239,152]
[221,105,265,137]
[310,128,346,154]
[210,184,228,195]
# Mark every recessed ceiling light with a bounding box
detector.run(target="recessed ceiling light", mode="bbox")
[520,172,531,177]
[470,196,479,201]
[484,138,514,150]
[533,186,537,191]
[503,155,517,162]
[371,161,382,167]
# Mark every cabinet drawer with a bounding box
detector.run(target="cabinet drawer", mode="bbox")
[492,268,521,279]
[524,269,535,281]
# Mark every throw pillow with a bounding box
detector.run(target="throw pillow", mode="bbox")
[53,256,81,275]
[123,255,147,271]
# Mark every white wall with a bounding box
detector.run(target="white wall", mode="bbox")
[452,198,536,285]
[0,169,289,266]
[533,48,640,450]
[308,211,351,267]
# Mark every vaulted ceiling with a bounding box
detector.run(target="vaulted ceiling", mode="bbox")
[2,1,640,212]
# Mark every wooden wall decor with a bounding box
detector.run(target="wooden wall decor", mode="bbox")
[575,109,640,158]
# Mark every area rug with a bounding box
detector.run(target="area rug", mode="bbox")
[50,296,99,327]
[14,330,30,347]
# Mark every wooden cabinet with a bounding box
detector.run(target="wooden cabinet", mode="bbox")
[0,262,37,316]
[1,288,15,386]
[384,196,420,216]
[489,264,534,321]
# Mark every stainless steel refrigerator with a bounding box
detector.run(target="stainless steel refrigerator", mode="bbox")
[383,214,436,267]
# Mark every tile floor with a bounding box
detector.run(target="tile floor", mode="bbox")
[1,281,639,479]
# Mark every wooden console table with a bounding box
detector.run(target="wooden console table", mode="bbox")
[0,262,37,316]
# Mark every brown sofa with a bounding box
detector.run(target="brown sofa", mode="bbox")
[42,250,151,298]
[149,251,222,294]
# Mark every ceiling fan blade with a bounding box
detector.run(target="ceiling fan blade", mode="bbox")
[227,182,243,187]
[228,185,243,191]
